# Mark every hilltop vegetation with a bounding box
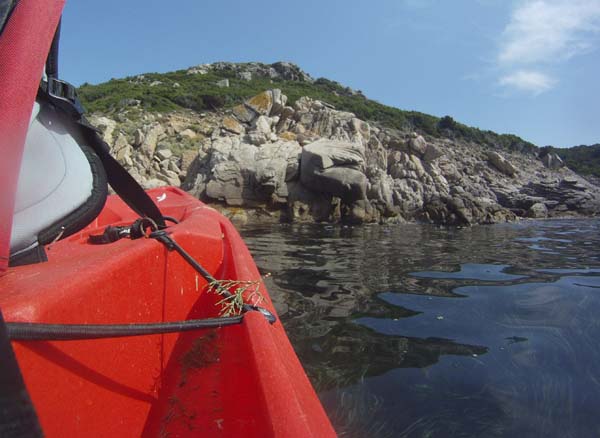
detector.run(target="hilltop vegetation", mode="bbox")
[82,63,600,225]
[540,144,600,178]
[77,62,537,155]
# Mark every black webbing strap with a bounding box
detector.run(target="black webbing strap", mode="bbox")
[150,230,277,324]
[0,310,43,438]
[0,0,18,36]
[45,17,60,79]
[77,122,167,229]
[6,315,243,341]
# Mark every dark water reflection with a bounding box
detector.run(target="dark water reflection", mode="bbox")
[240,219,600,437]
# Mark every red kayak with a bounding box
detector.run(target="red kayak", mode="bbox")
[0,0,335,436]
[1,188,335,437]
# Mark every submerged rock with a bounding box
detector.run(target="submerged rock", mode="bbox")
[527,202,548,218]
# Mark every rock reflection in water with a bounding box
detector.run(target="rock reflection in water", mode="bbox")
[240,219,600,437]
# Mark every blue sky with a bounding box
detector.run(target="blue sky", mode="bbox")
[60,0,600,148]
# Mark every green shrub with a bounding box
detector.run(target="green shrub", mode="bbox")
[77,66,537,154]
[545,144,600,177]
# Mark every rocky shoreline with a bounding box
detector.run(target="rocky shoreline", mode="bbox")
[89,86,600,226]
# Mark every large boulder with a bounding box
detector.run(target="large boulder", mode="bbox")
[423,143,443,162]
[238,71,252,81]
[157,169,180,186]
[364,135,387,170]
[202,138,260,205]
[366,169,395,215]
[269,89,288,116]
[140,123,165,157]
[222,116,245,134]
[292,97,356,141]
[487,151,517,176]
[255,141,302,201]
[205,162,247,205]
[179,128,197,140]
[246,90,274,116]
[300,140,367,202]
[541,153,565,169]
[232,104,257,123]
[392,178,425,215]
[179,149,198,174]
[156,149,173,160]
[232,89,287,124]
[111,133,131,163]
[286,181,338,222]
[271,62,313,82]
[208,137,257,168]
[88,115,117,145]
[527,202,548,218]
[408,134,428,156]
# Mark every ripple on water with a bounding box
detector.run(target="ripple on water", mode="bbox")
[410,263,528,281]
[240,219,600,437]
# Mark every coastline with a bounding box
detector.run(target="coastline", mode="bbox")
[90,85,600,227]
[208,201,599,228]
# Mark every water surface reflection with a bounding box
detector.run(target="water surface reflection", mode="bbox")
[241,219,600,437]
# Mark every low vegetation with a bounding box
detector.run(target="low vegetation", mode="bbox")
[540,144,600,177]
[78,65,537,155]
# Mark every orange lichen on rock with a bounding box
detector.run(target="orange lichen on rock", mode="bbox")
[247,91,273,115]
[222,116,244,134]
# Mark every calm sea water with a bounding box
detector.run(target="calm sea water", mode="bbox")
[240,219,600,438]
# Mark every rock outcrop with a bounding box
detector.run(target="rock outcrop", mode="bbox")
[300,140,367,202]
[89,88,600,226]
[541,153,565,169]
[186,61,314,83]
[487,151,517,176]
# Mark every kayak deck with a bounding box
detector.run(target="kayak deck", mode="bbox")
[1,187,335,437]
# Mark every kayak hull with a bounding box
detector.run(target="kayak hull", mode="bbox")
[1,187,335,437]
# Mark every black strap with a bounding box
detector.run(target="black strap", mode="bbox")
[150,230,277,324]
[38,22,166,228]
[78,123,167,228]
[37,21,166,229]
[46,18,60,79]
[38,77,83,117]
[36,81,166,229]
[6,316,243,341]
[0,310,43,438]
[0,0,17,36]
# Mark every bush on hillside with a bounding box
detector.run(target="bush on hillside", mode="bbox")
[77,67,538,155]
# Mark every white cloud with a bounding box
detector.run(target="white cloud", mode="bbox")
[499,0,600,65]
[498,70,557,94]
[496,0,600,94]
